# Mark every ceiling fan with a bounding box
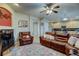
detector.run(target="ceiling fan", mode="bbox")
[40,3,60,15]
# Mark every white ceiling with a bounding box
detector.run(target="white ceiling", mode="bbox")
[7,3,79,21]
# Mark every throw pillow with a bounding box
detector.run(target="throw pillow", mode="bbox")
[68,36,77,46]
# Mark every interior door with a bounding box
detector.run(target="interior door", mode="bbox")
[33,22,39,43]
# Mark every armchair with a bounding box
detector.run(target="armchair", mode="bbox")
[19,32,33,46]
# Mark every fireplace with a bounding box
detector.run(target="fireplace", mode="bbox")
[0,29,14,56]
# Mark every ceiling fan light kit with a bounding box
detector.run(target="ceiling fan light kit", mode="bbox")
[46,10,52,14]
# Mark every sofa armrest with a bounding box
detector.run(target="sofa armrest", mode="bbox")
[65,44,75,55]
[30,36,33,39]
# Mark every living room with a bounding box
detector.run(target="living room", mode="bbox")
[0,3,79,56]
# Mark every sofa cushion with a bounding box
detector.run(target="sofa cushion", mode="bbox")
[56,37,68,42]
[50,35,54,40]
[56,38,68,43]
[26,35,30,38]
[51,40,66,45]
[68,36,77,46]
[44,34,54,40]
[56,37,67,39]
[45,32,55,36]
[44,34,50,39]
[75,39,79,49]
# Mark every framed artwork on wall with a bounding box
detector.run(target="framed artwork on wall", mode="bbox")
[18,20,28,27]
[0,7,12,26]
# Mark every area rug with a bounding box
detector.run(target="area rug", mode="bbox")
[11,43,66,56]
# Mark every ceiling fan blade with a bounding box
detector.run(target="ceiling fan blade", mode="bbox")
[40,10,47,13]
[46,3,53,7]
[46,3,56,8]
[44,6,47,8]
[52,10,58,13]
[54,5,60,9]
[46,14,49,15]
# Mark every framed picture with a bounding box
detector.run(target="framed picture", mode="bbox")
[0,7,12,26]
[18,20,28,27]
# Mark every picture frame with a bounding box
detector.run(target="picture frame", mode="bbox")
[18,20,28,27]
[0,7,12,26]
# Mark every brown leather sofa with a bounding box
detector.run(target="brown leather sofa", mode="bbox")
[40,36,51,48]
[40,36,68,54]
[40,32,72,55]
[19,32,34,46]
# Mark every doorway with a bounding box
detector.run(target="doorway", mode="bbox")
[33,22,39,43]
[40,22,44,36]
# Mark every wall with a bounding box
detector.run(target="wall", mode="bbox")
[40,18,49,36]
[13,12,30,41]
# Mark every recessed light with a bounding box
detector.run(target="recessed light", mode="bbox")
[13,3,20,7]
[63,18,68,21]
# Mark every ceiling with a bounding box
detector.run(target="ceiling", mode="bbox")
[7,3,79,21]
